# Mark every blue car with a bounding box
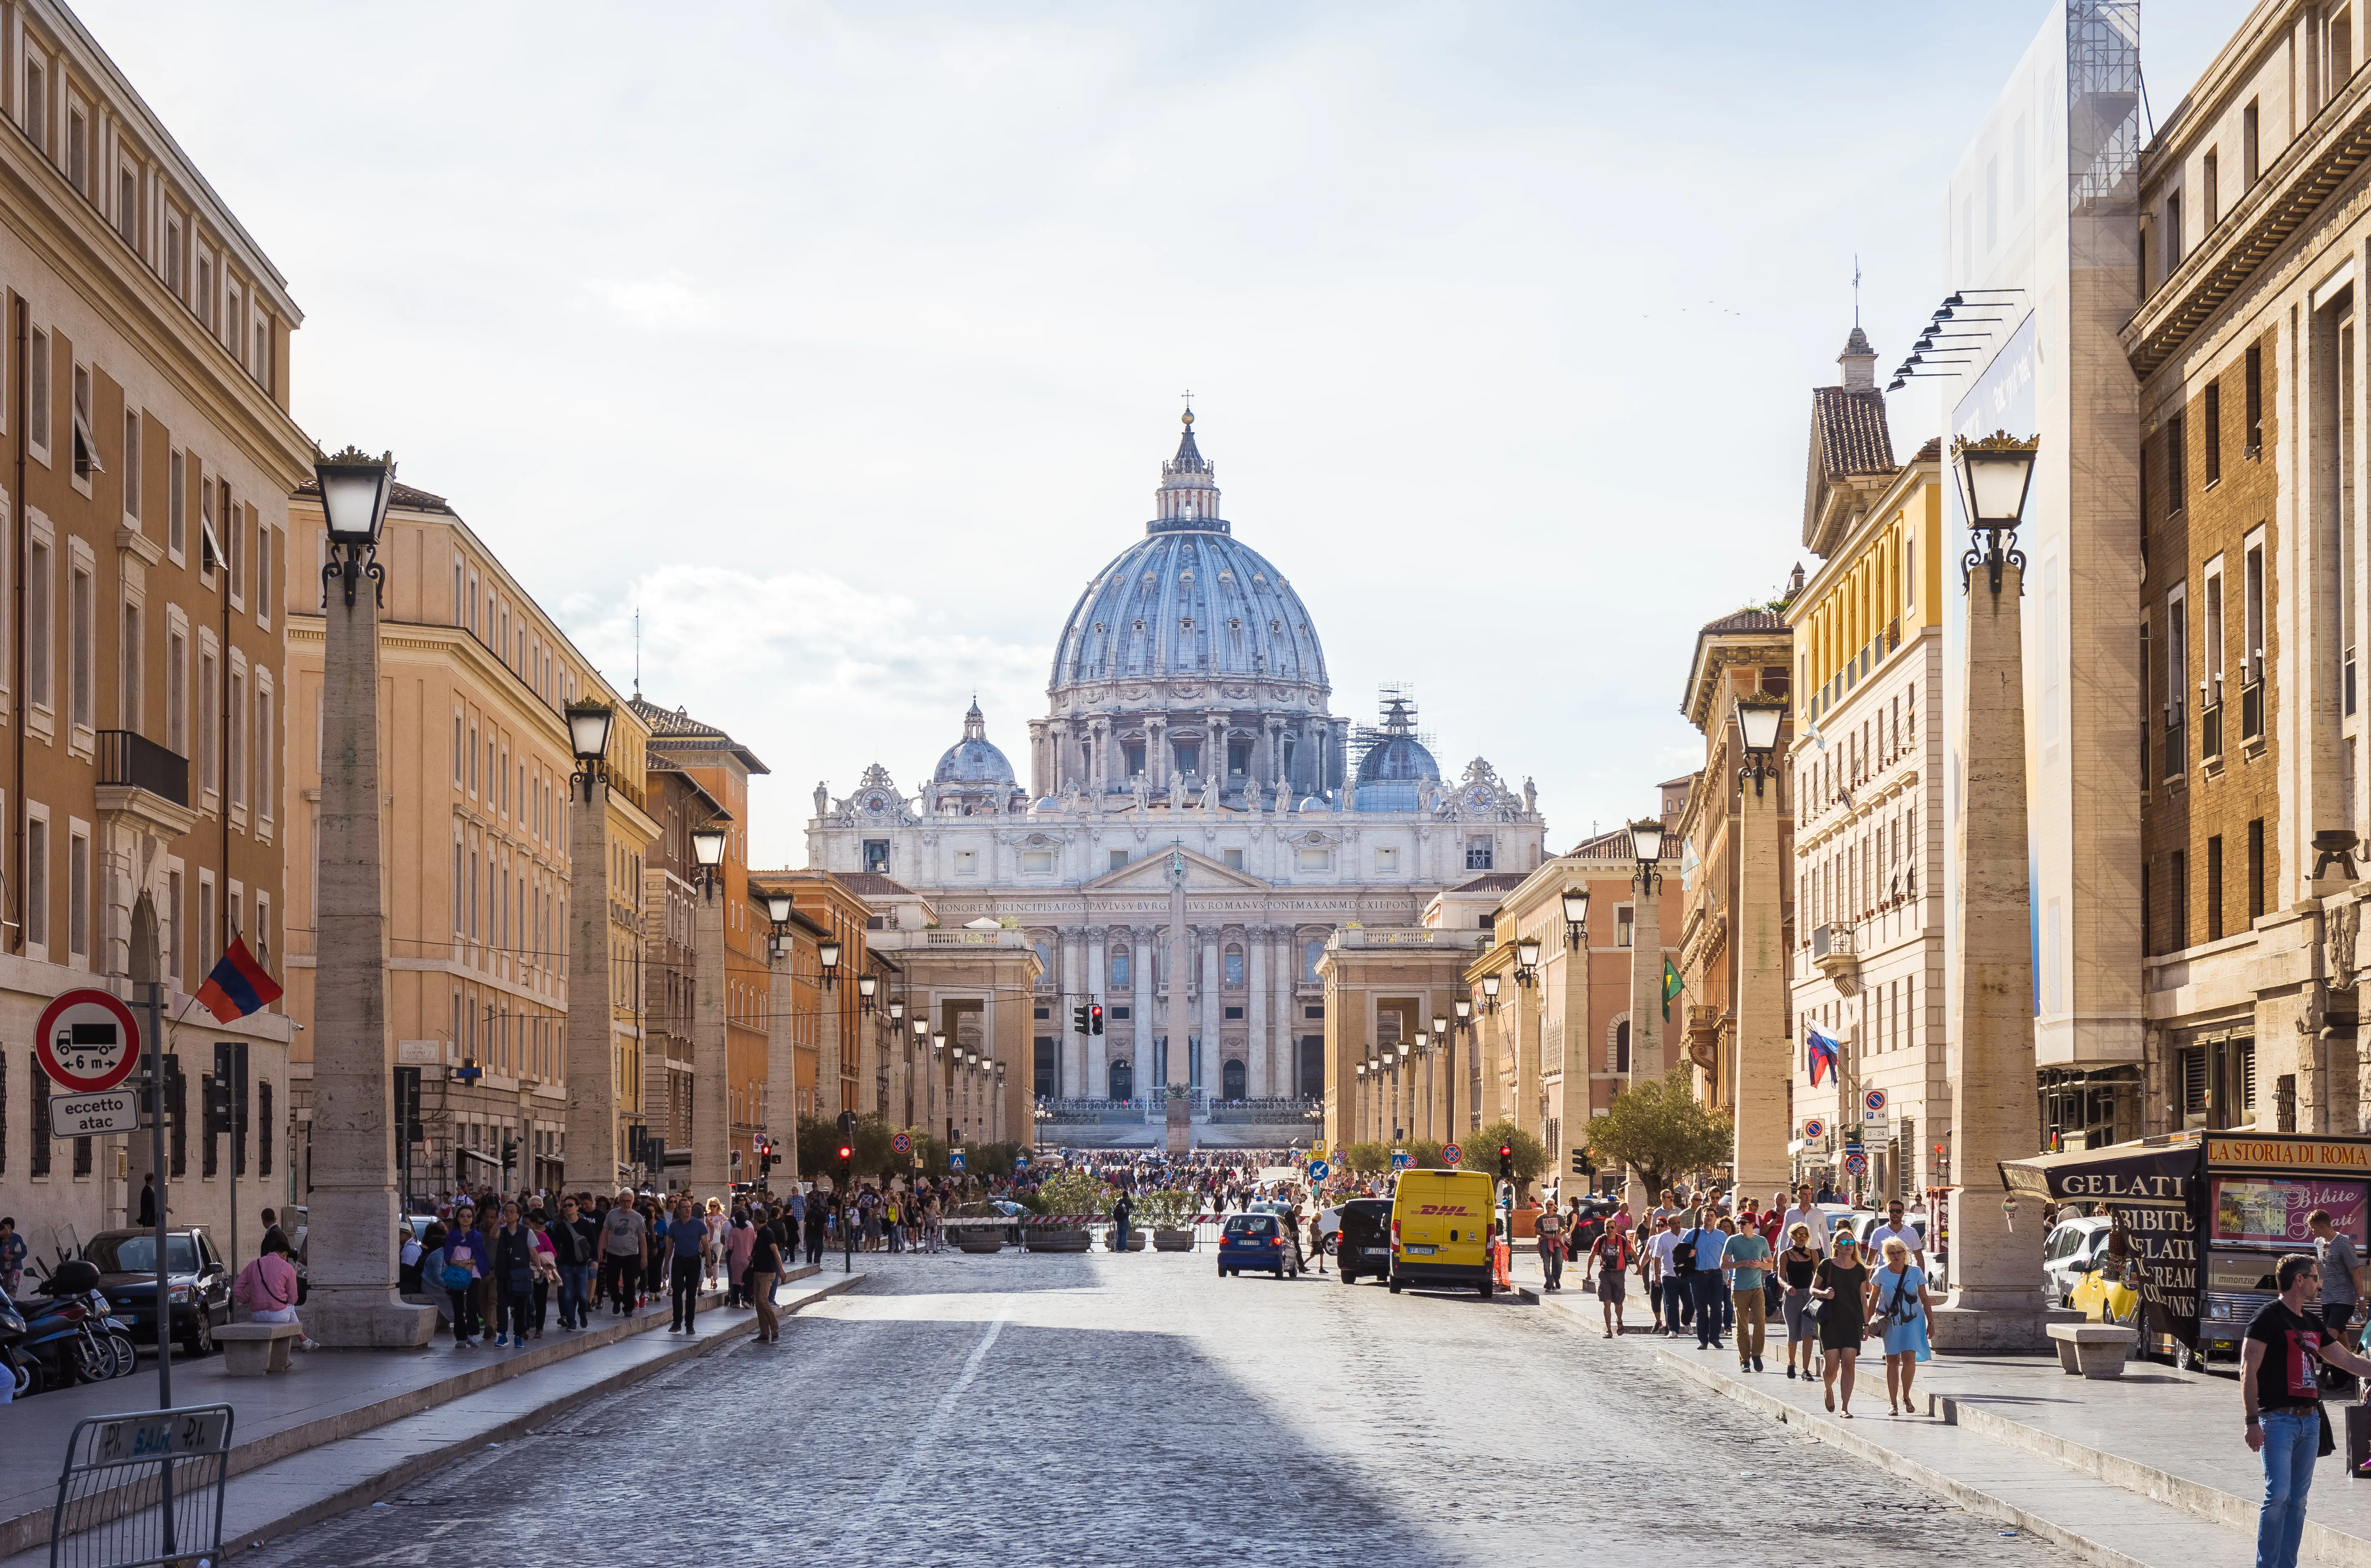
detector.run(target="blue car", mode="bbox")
[1217,1212,1302,1279]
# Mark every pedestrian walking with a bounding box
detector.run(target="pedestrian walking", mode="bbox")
[491,1202,535,1348]
[1534,1203,1567,1292]
[1779,1181,1831,1257]
[1649,1215,1687,1334]
[748,1212,785,1343]
[1681,1216,1726,1350]
[1723,1213,1773,1372]
[440,1204,487,1347]
[2246,1252,2371,1568]
[136,1174,157,1227]
[1873,1236,1934,1415]
[549,1197,595,1329]
[1778,1224,1820,1380]
[600,1190,647,1316]
[669,1197,706,1333]
[726,1211,756,1308]
[1589,1224,1633,1336]
[1112,1190,1135,1253]
[2311,1208,2366,1391]
[1812,1234,1870,1416]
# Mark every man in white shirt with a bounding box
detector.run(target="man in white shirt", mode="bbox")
[1778,1181,1832,1258]
[1866,1197,1924,1270]
[1647,1217,1686,1336]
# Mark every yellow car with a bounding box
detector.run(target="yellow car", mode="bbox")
[2068,1251,2141,1325]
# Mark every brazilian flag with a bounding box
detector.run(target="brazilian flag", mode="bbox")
[1662,957,1682,1021]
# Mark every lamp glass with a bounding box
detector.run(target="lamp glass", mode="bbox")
[565,701,615,764]
[889,999,905,1022]
[1735,698,1784,756]
[1431,1013,1447,1035]
[764,893,794,926]
[1481,974,1501,997]
[1953,434,2040,527]
[1455,998,1472,1020]
[857,974,877,999]
[819,940,842,971]
[1561,888,1590,925]
[1629,817,1665,864]
[313,449,395,543]
[1517,937,1542,968]
[690,824,728,869]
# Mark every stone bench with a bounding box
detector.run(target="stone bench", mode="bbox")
[2047,1321,2138,1380]
[215,1320,304,1376]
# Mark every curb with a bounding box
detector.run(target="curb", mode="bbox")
[213,1273,866,1558]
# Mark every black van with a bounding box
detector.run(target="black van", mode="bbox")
[1336,1198,1394,1285]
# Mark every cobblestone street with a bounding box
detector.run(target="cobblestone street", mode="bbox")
[241,1255,2066,1567]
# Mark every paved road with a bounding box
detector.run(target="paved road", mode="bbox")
[244,1254,2064,1567]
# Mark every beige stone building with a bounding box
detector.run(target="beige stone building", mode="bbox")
[0,0,305,1275]
[284,482,657,1202]
[2124,0,2371,1141]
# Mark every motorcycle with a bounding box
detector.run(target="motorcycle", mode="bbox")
[0,1287,35,1398]
[17,1260,113,1387]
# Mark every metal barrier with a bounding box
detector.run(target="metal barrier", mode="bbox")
[47,1404,232,1568]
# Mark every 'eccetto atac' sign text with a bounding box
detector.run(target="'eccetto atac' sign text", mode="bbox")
[2208,1138,2371,1171]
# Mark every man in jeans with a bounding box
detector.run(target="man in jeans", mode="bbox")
[1685,1217,1728,1351]
[2244,1254,2371,1568]
[1722,1216,1773,1372]
[2310,1208,2366,1390]
[551,1197,595,1329]
[1535,1204,1567,1292]
[600,1190,647,1316]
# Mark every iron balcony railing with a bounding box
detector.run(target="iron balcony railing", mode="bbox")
[97,729,188,806]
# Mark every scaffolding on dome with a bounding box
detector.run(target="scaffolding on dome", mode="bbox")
[1347,683,1437,778]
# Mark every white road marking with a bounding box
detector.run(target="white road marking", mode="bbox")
[870,1295,1011,1504]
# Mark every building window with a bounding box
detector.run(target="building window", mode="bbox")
[1111,948,1130,986]
[199,649,218,799]
[23,537,44,711]
[1303,939,1324,982]
[2208,835,2224,942]
[2245,342,2263,453]
[68,562,90,731]
[1466,836,1494,870]
[68,829,87,959]
[122,411,139,518]
[168,869,183,984]
[953,849,979,876]
[119,602,141,734]
[2204,383,2221,486]
[2203,147,2220,229]
[2171,850,2189,952]
[2165,411,2186,513]
[27,328,47,454]
[1225,945,1244,987]
[256,685,273,824]
[1223,848,1243,870]
[1616,904,1635,948]
[2165,192,2183,273]
[23,57,44,154]
[1297,848,1331,872]
[70,364,99,480]
[1110,849,1128,871]
[1020,850,1054,874]
[24,815,45,952]
[2248,819,2266,921]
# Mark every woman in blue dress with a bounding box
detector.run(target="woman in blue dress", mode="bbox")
[1874,1235,1936,1416]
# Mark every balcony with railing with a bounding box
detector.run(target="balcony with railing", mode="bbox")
[98,730,189,806]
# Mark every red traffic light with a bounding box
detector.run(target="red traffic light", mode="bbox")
[1498,1144,1512,1159]
[837,1143,853,1162]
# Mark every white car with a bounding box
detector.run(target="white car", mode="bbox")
[2042,1216,2114,1307]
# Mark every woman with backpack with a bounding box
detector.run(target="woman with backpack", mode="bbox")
[1874,1235,1936,1415]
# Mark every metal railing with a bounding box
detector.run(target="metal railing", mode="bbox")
[2241,677,2264,742]
[94,730,188,807]
[2201,699,2223,762]
[46,1403,232,1568]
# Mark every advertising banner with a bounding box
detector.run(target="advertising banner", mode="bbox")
[2003,1138,2203,1349]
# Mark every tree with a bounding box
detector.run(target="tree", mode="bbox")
[1582,1067,1733,1199]
[1341,1141,1392,1176]
[1465,1120,1549,1197]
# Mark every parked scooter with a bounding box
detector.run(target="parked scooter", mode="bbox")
[17,1260,112,1387]
[0,1286,35,1398]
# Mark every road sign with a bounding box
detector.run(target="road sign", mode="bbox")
[1863,1089,1888,1115]
[50,1089,137,1136]
[36,988,141,1095]
[1442,1142,1462,1167]
[949,1150,966,1171]
[1308,1160,1331,1181]
[1390,1148,1411,1170]
[1312,1139,1327,1158]
[1015,1153,1029,1169]
[891,1131,912,1155]
[1802,1118,1825,1141]
[1844,1150,1868,1176]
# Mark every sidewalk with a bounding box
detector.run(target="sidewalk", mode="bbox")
[0,1265,852,1561]
[1513,1256,2365,1568]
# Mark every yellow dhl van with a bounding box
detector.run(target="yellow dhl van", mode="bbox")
[1388,1169,1498,1296]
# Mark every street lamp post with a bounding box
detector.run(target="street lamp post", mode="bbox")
[688,821,730,1196]
[560,696,622,1208]
[1451,997,1473,1135]
[1732,692,1791,1196]
[1932,430,2057,1353]
[1625,817,1667,1086]
[305,448,437,1346]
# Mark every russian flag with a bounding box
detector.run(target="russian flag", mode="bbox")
[1805,1025,1840,1087]
[197,934,283,1023]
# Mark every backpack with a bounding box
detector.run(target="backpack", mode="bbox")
[1673,1233,1697,1272]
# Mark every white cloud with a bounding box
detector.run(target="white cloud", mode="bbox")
[579,273,713,330]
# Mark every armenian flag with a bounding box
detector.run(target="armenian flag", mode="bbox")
[196,934,283,1023]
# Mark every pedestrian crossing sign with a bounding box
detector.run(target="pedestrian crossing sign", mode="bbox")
[950,1150,967,1171]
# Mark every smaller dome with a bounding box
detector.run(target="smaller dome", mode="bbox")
[1297,794,1331,813]
[934,700,1016,786]
[1356,734,1440,786]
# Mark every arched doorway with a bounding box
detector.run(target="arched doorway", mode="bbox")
[1222,1058,1246,1100]
[1109,1060,1134,1102]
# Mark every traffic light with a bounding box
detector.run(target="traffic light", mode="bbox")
[1089,1001,1104,1036]
[1570,1148,1596,1178]
[1498,1143,1514,1182]
[501,1139,518,1176]
[1073,1003,1090,1034]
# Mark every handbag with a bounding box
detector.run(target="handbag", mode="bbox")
[440,1262,473,1291]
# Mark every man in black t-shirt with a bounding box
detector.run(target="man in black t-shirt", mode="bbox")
[2245,1253,2371,1568]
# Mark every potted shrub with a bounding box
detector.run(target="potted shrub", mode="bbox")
[1143,1188,1200,1251]
[946,1200,1009,1254]
[1026,1171,1104,1252]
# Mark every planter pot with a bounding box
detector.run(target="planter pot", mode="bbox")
[1026,1228,1092,1253]
[953,1236,1005,1254]
[1152,1229,1196,1252]
[1105,1231,1146,1252]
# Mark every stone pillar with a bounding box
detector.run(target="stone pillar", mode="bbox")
[1131,924,1155,1101]
[1085,926,1107,1098]
[1148,715,1169,793]
[305,541,435,1347]
[1196,927,1219,1093]
[1166,866,1190,1092]
[690,883,729,1196]
[818,965,842,1121]
[1734,769,1791,1194]
[1247,926,1269,1099]
[766,937,797,1183]
[1058,929,1080,1095]
[1627,871,1664,1083]
[1932,553,2059,1351]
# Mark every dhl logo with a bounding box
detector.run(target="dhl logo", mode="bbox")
[1416,1204,1474,1216]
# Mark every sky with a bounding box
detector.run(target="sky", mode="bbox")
[78,0,2240,868]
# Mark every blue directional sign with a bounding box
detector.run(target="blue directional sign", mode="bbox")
[949,1150,967,1171]
[1015,1153,1029,1169]
[1307,1160,1330,1181]
[1390,1148,1411,1170]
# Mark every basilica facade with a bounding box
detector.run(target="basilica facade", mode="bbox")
[805,413,1548,1105]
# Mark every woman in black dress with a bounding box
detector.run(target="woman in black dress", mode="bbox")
[1778,1224,1821,1380]
[1812,1234,1871,1417]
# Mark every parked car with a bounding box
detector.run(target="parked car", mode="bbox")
[2042,1216,2115,1308]
[83,1228,229,1357]
[1335,1198,1393,1285]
